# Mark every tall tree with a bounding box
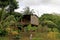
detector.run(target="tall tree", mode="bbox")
[8,0,18,13]
[0,0,9,21]
[0,0,9,9]
[0,0,18,20]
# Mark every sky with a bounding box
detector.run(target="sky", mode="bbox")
[15,0,60,17]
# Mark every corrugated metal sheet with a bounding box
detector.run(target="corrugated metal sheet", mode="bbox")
[31,15,39,25]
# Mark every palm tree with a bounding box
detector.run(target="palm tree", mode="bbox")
[23,7,34,15]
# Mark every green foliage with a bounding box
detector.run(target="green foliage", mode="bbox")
[0,14,17,28]
[13,34,20,40]
[25,24,37,31]
[0,29,8,36]
[39,14,60,32]
[53,28,59,32]
[1,10,8,20]
[0,10,2,19]
[0,0,9,8]
[17,23,22,32]
[4,15,17,27]
[17,23,22,28]
[5,15,16,22]
[26,24,32,31]
[32,26,37,31]
[10,12,23,22]
[4,21,10,27]
[0,0,21,37]
[8,0,18,12]
[41,20,57,28]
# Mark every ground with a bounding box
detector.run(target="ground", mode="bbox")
[0,31,60,40]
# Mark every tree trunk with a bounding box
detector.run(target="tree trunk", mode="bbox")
[0,7,4,21]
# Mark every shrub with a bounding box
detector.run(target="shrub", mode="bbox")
[47,32,56,40]
[25,24,37,32]
[0,29,8,36]
[13,34,20,40]
[11,31,19,35]
[6,27,11,33]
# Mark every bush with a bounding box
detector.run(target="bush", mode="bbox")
[0,29,8,36]
[11,30,19,36]
[25,24,37,32]
[17,23,22,31]
[13,34,20,40]
[47,32,56,40]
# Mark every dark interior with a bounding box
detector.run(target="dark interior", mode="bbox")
[22,15,30,21]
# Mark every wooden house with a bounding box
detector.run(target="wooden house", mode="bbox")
[20,14,39,27]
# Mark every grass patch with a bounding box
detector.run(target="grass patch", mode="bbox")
[0,37,9,40]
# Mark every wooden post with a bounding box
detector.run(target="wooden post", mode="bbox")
[30,33,32,40]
